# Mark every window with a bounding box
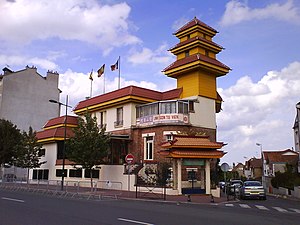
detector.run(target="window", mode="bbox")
[98,111,106,128]
[56,169,67,177]
[185,51,189,57]
[69,169,82,178]
[57,141,64,160]
[115,107,123,127]
[145,136,154,160]
[188,101,195,112]
[178,101,188,114]
[160,102,176,114]
[39,149,46,157]
[205,49,209,56]
[187,169,197,181]
[32,169,49,180]
[165,134,173,142]
[84,169,100,179]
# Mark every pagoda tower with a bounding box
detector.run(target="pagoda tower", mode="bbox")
[163,17,230,104]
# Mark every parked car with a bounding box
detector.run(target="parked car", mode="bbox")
[240,180,266,200]
[218,181,225,190]
[227,179,243,195]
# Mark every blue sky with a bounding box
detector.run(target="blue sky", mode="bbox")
[1,0,300,165]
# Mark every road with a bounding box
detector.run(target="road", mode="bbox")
[0,189,299,225]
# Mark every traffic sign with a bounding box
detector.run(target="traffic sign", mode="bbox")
[221,163,230,172]
[125,154,134,164]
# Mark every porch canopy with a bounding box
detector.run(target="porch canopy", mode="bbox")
[159,135,226,158]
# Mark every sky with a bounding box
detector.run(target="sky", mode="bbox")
[1,0,300,165]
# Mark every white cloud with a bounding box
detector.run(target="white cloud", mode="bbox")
[0,0,140,53]
[0,54,58,71]
[58,69,161,114]
[218,61,300,164]
[220,0,300,26]
[127,44,174,65]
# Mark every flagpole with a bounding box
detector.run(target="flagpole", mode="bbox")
[118,56,121,89]
[103,72,105,94]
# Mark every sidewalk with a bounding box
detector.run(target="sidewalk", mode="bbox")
[0,182,230,204]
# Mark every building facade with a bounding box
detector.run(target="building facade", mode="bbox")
[0,66,60,179]
[0,66,60,131]
[34,17,230,195]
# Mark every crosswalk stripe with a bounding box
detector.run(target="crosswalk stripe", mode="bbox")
[289,208,300,213]
[239,204,251,208]
[225,204,234,207]
[273,207,288,212]
[255,205,269,210]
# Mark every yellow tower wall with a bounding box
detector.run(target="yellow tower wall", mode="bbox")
[177,71,217,99]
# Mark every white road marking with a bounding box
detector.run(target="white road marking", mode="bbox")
[239,204,251,208]
[118,218,154,225]
[1,197,25,203]
[273,207,288,213]
[289,208,300,213]
[255,205,269,210]
[225,204,234,207]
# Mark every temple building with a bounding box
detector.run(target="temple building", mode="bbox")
[34,17,230,195]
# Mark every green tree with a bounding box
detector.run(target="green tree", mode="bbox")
[14,126,46,183]
[0,119,23,166]
[66,113,110,189]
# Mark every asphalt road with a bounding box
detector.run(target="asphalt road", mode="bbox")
[0,189,299,225]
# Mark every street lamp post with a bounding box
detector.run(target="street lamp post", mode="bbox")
[49,95,71,191]
[256,143,265,188]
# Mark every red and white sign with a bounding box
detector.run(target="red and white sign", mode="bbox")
[125,154,134,164]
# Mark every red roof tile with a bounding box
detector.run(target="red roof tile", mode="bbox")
[169,36,223,52]
[36,127,75,140]
[74,85,182,112]
[43,115,78,128]
[263,149,299,164]
[163,54,230,73]
[159,149,225,159]
[161,135,224,149]
[174,17,217,35]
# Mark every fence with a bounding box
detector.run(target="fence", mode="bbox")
[0,179,123,200]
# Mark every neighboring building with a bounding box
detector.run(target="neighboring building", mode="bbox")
[244,158,262,180]
[34,17,230,195]
[232,163,244,178]
[263,149,299,177]
[0,66,60,179]
[293,101,300,172]
[0,66,60,131]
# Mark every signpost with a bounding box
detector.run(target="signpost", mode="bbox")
[125,154,134,195]
[221,163,230,198]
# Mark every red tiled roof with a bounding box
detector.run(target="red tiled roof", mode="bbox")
[161,135,224,149]
[163,54,230,73]
[174,17,217,35]
[43,115,78,128]
[74,85,182,112]
[263,149,299,164]
[169,36,223,52]
[36,127,75,140]
[159,149,225,159]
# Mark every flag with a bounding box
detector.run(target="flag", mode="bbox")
[97,64,105,77]
[110,59,119,71]
[89,70,93,81]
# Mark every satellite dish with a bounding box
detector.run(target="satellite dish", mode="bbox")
[221,163,230,172]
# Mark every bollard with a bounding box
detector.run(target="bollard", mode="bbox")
[187,194,191,202]
[210,194,214,203]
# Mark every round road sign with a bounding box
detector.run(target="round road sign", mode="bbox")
[220,163,230,172]
[125,154,134,164]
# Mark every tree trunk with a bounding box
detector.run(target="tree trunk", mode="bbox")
[27,168,30,184]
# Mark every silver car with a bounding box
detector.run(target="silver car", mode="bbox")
[240,181,266,200]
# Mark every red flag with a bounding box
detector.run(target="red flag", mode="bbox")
[110,59,119,71]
